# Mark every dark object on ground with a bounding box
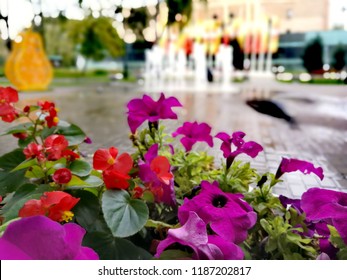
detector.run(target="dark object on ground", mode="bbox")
[246,99,297,126]
[207,67,213,82]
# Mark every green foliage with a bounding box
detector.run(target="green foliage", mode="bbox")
[69,159,92,177]
[170,150,215,199]
[329,225,347,260]
[302,36,324,73]
[0,149,28,196]
[102,189,149,238]
[73,190,151,260]
[260,216,316,260]
[219,161,257,194]
[70,16,125,64]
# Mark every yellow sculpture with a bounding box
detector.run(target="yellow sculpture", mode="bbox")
[5,30,53,91]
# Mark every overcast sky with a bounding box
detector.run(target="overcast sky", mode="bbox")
[0,0,347,40]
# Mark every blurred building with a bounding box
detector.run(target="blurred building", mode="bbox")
[193,0,331,33]
[192,0,347,71]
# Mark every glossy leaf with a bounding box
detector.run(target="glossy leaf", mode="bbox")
[102,189,149,238]
[70,159,92,177]
[0,123,33,136]
[57,124,86,146]
[83,232,152,260]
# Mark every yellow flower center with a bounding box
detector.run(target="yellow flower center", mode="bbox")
[53,116,59,124]
[107,157,115,165]
[61,211,74,222]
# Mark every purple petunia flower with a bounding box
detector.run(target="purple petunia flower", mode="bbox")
[172,121,214,152]
[155,211,244,260]
[279,195,303,214]
[301,188,347,245]
[178,181,257,244]
[275,158,324,180]
[127,93,182,133]
[215,131,263,168]
[0,216,99,260]
[138,144,176,206]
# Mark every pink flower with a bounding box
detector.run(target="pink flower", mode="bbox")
[127,93,182,133]
[172,121,214,152]
[178,181,257,244]
[0,216,98,259]
[155,211,244,260]
[215,131,263,168]
[301,188,347,245]
[275,158,324,180]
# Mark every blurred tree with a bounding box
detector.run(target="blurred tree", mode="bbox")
[302,36,324,73]
[44,15,76,66]
[123,7,150,41]
[331,45,346,71]
[69,16,125,72]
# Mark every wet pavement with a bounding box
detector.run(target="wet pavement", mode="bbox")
[1,78,346,198]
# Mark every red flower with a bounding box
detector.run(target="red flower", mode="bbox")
[0,87,19,123]
[150,156,173,185]
[19,191,80,222]
[45,107,59,128]
[93,147,119,171]
[62,150,80,162]
[38,101,59,128]
[38,101,55,111]
[102,167,131,189]
[93,147,133,190]
[23,142,44,161]
[53,168,72,184]
[133,186,144,199]
[44,135,69,160]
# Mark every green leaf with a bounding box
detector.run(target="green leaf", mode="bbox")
[70,159,92,177]
[83,232,152,260]
[72,190,151,260]
[57,124,86,146]
[156,249,190,260]
[0,183,51,222]
[18,136,35,148]
[102,189,149,238]
[0,123,33,136]
[66,175,90,187]
[25,165,45,179]
[11,158,38,172]
[0,170,27,196]
[84,175,103,187]
[145,219,174,229]
[0,149,26,170]
[72,190,109,232]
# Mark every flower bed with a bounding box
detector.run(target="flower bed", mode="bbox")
[0,86,346,260]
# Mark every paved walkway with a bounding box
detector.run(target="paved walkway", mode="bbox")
[1,78,346,198]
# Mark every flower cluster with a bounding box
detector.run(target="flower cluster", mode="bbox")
[0,87,346,260]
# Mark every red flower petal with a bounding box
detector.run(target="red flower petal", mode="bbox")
[93,148,117,170]
[114,153,133,174]
[150,156,173,185]
[18,200,45,218]
[103,169,131,190]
